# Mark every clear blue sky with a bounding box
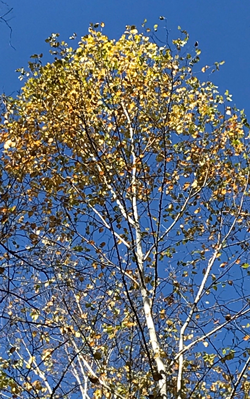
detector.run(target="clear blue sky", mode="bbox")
[1,0,250,118]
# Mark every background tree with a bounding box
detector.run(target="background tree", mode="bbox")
[0,1,14,46]
[0,22,250,399]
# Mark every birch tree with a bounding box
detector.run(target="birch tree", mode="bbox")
[1,22,250,399]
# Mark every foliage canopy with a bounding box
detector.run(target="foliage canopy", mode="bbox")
[0,22,250,399]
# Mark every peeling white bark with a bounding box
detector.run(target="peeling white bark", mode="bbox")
[122,103,167,398]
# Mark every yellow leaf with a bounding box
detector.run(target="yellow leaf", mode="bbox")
[4,139,15,150]
[201,65,209,73]
[94,388,102,398]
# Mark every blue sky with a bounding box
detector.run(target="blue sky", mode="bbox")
[1,0,250,119]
